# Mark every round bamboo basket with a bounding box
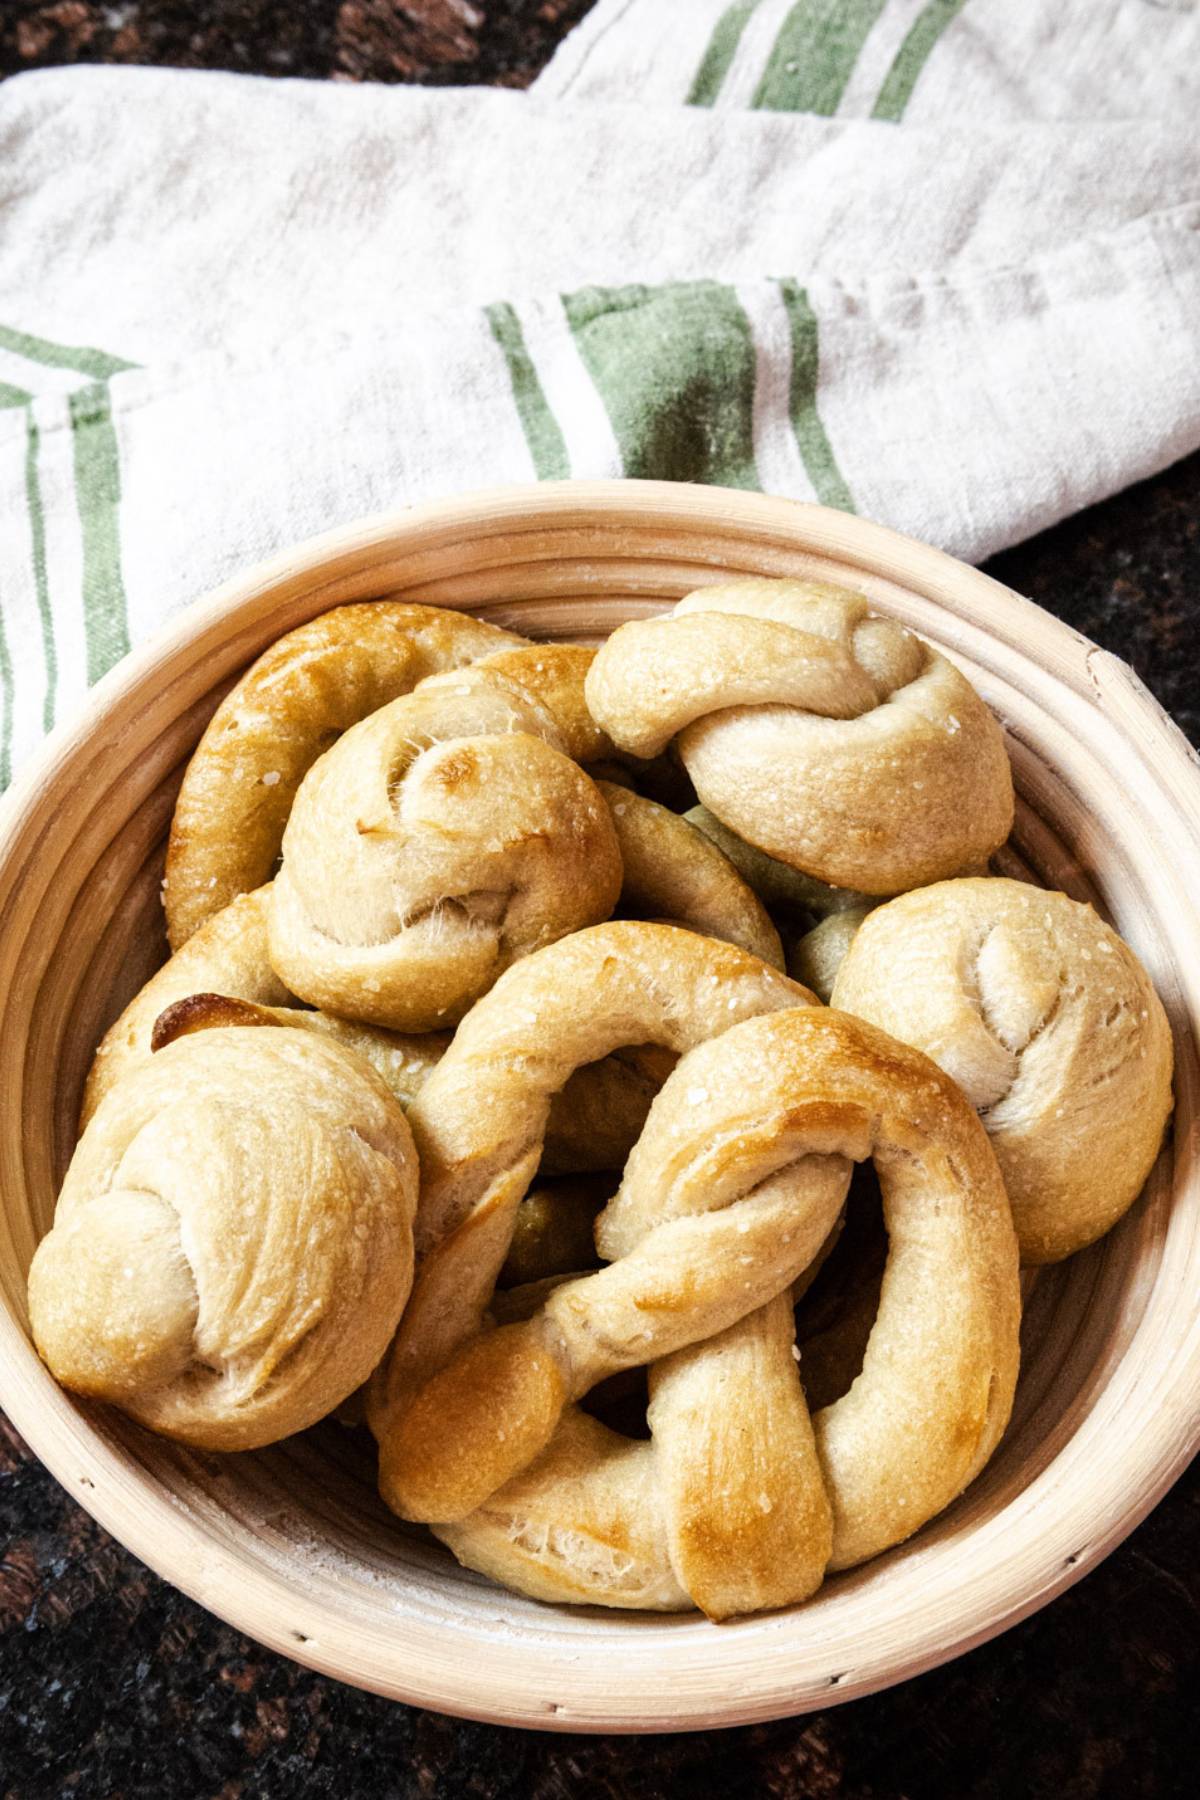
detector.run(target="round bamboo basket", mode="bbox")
[0,481,1196,1733]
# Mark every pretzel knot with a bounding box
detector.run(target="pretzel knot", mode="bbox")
[371,925,1020,1619]
[29,1029,418,1450]
[267,683,623,1031]
[165,601,525,949]
[832,877,1175,1264]
[585,578,1014,895]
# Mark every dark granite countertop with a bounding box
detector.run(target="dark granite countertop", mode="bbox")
[1,6,1197,1796]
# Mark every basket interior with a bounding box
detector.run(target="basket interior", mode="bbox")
[0,494,1189,1727]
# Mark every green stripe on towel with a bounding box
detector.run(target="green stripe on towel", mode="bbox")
[0,323,135,383]
[2,324,138,702]
[70,383,132,683]
[871,0,971,121]
[562,280,760,489]
[486,302,570,481]
[753,0,887,114]
[777,280,855,512]
[23,413,56,733]
[687,0,763,106]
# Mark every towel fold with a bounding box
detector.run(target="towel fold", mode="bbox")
[1,0,1197,786]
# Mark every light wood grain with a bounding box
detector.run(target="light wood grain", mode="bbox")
[0,481,1195,1732]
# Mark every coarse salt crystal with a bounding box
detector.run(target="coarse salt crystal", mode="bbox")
[262,771,281,787]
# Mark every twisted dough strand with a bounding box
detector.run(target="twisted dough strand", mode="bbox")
[420,643,614,766]
[267,684,622,1030]
[31,1028,418,1449]
[368,922,812,1448]
[165,601,523,948]
[586,579,1013,893]
[599,782,783,967]
[410,1008,1019,1615]
[831,877,1175,1262]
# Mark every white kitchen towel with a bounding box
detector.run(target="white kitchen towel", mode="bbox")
[536,0,1200,119]
[1,0,1199,788]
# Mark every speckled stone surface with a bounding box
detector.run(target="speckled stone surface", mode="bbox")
[2,6,1199,1796]
[0,1,594,87]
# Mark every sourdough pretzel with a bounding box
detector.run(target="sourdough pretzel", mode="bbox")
[587,580,1013,893]
[832,877,1174,1262]
[367,922,812,1444]
[30,1028,417,1449]
[380,1006,1019,1617]
[165,602,524,948]
[409,665,780,960]
[267,684,622,1030]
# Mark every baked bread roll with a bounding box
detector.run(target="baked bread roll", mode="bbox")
[587,579,1013,893]
[165,601,523,948]
[368,921,812,1447]
[385,677,776,960]
[267,684,622,1030]
[831,877,1174,1262]
[30,1028,418,1449]
[384,1007,1019,1617]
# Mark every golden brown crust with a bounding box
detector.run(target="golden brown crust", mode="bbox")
[30,1028,418,1450]
[368,922,812,1450]
[600,783,783,967]
[418,1007,1020,1614]
[422,644,613,766]
[831,877,1175,1262]
[266,685,623,1031]
[165,602,524,948]
[587,581,1014,893]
